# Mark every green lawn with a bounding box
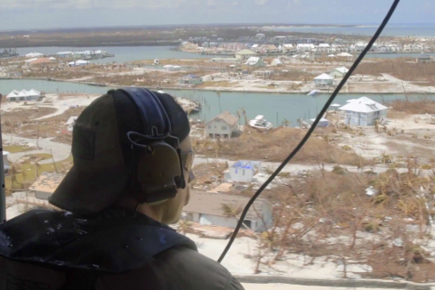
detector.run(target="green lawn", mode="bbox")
[4,145,34,154]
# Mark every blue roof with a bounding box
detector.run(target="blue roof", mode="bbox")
[233,161,255,169]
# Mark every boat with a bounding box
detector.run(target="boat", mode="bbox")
[307,90,320,96]
[153,59,160,65]
[248,115,273,131]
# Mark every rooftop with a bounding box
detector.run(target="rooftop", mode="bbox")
[339,97,388,113]
[207,111,238,126]
[183,190,270,219]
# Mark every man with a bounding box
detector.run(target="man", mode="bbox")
[0,88,244,290]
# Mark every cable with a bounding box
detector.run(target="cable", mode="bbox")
[218,0,401,263]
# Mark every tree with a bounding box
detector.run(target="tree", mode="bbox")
[221,203,251,231]
[177,219,193,235]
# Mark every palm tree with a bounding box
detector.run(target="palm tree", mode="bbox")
[221,203,251,231]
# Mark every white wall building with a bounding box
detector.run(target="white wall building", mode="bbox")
[183,191,273,232]
[329,67,349,78]
[339,97,388,126]
[6,89,41,102]
[225,160,262,183]
[314,73,334,87]
[206,111,239,139]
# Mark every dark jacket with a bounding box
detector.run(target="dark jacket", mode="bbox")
[0,209,244,290]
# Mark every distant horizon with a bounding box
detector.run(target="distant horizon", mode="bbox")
[2,22,435,34]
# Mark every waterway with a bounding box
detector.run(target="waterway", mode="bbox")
[1,79,434,127]
[15,46,432,64]
[16,46,210,64]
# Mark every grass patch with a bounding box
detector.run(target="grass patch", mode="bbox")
[4,145,34,154]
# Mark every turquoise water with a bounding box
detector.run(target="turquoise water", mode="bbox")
[1,79,434,127]
[16,46,209,64]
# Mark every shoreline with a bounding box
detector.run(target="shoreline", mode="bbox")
[3,77,435,96]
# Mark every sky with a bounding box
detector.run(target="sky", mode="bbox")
[1,0,434,31]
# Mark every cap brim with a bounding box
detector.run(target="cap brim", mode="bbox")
[49,165,129,215]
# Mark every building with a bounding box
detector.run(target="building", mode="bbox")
[339,97,388,126]
[179,74,203,86]
[271,58,282,66]
[225,160,261,183]
[56,51,73,58]
[416,54,433,64]
[235,49,257,60]
[206,111,239,139]
[30,172,66,200]
[337,52,354,59]
[25,52,44,58]
[6,89,41,102]
[68,60,90,67]
[314,73,334,87]
[329,67,349,78]
[244,57,265,68]
[183,191,273,232]
[253,70,273,77]
[163,65,182,71]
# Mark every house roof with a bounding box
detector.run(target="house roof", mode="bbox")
[29,172,66,194]
[245,57,261,65]
[183,190,270,219]
[337,52,353,57]
[315,73,334,80]
[236,49,256,55]
[334,67,349,74]
[206,111,238,126]
[339,97,388,113]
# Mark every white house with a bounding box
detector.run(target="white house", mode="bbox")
[179,74,203,86]
[244,57,265,67]
[339,97,388,126]
[329,67,349,78]
[314,73,334,87]
[68,60,90,67]
[337,52,354,59]
[225,160,262,183]
[235,49,257,60]
[271,58,282,66]
[206,111,239,139]
[6,89,41,102]
[183,191,273,232]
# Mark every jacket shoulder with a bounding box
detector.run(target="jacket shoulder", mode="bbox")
[96,246,244,290]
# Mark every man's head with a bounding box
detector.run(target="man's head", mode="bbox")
[49,88,194,223]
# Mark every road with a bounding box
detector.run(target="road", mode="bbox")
[3,133,71,165]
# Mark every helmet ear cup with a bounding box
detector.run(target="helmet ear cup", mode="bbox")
[133,142,183,204]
